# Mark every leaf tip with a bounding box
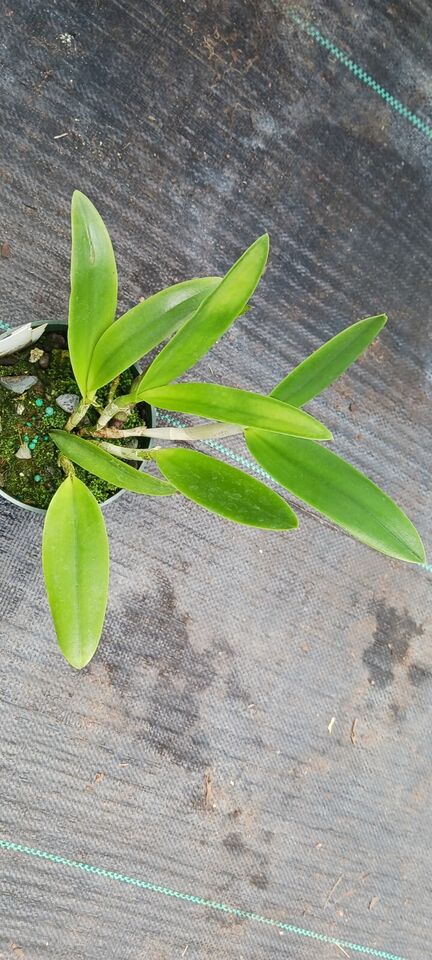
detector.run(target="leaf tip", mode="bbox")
[258,231,270,255]
[72,188,89,206]
[49,429,63,450]
[290,511,300,530]
[410,540,427,565]
[247,232,270,265]
[317,426,333,442]
[372,312,388,330]
[63,648,97,670]
[71,189,85,213]
[71,190,99,224]
[361,312,388,333]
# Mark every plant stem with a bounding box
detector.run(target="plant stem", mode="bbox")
[107,375,120,404]
[91,422,244,443]
[90,427,148,439]
[97,400,127,428]
[98,441,154,461]
[97,392,135,427]
[65,398,90,432]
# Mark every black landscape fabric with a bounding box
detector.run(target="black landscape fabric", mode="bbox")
[0,2,431,958]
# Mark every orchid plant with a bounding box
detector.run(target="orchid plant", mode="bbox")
[1,192,425,668]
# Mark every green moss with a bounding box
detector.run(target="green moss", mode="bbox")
[0,331,150,510]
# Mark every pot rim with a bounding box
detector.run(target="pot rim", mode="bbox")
[0,320,155,514]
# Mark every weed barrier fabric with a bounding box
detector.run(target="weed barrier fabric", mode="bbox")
[0,2,431,958]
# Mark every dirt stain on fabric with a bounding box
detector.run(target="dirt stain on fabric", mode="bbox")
[363,599,424,688]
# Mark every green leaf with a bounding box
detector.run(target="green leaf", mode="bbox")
[87,277,221,393]
[137,234,269,392]
[245,431,426,563]
[151,448,298,529]
[68,191,118,398]
[50,431,176,496]
[42,475,110,669]
[271,314,387,407]
[140,383,333,441]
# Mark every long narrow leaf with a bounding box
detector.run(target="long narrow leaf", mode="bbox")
[140,383,332,441]
[51,430,175,496]
[271,314,387,407]
[42,476,110,668]
[68,191,117,398]
[245,430,425,563]
[151,448,298,529]
[87,277,221,392]
[137,234,269,392]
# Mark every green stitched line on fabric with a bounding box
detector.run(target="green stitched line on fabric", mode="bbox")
[290,13,432,142]
[0,840,408,960]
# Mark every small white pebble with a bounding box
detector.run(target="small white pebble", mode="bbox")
[30,347,44,363]
[16,443,31,460]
